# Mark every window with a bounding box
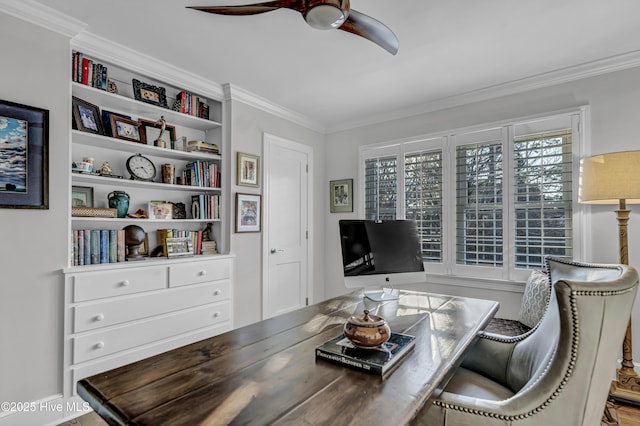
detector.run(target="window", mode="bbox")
[364,156,397,221]
[405,149,443,263]
[360,111,581,282]
[513,130,573,269]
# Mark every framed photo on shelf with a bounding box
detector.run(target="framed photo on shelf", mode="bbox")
[71,186,94,208]
[139,118,176,146]
[101,110,131,137]
[148,200,173,220]
[137,233,149,256]
[165,237,194,258]
[132,78,168,108]
[0,99,49,209]
[235,192,261,233]
[329,179,353,213]
[236,152,260,187]
[72,96,104,135]
[110,115,145,144]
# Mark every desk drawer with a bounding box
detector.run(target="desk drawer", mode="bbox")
[169,258,231,288]
[73,280,231,333]
[73,267,167,302]
[73,301,231,364]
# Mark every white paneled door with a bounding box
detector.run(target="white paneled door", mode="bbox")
[263,134,313,319]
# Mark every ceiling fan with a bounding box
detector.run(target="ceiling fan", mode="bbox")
[188,0,399,55]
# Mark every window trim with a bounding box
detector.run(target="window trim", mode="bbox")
[358,107,588,285]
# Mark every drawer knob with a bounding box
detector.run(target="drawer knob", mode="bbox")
[213,312,220,318]
[121,280,130,287]
[213,290,221,296]
[94,341,105,350]
[198,270,207,277]
[94,314,105,322]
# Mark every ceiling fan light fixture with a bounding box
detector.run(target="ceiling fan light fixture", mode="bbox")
[304,5,346,30]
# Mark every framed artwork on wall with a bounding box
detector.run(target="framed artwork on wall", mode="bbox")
[237,152,260,187]
[0,99,49,209]
[235,192,261,233]
[329,179,353,213]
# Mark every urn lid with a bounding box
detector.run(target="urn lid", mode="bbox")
[347,309,387,327]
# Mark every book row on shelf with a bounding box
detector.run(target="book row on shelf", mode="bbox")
[70,228,218,267]
[175,90,210,120]
[185,160,220,188]
[71,229,125,266]
[71,51,210,120]
[72,51,108,90]
[191,194,221,220]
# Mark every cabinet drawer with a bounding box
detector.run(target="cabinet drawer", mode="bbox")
[73,280,231,333]
[73,267,167,302]
[169,258,231,287]
[73,301,231,364]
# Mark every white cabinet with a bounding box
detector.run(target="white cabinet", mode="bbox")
[63,255,234,396]
[64,49,234,397]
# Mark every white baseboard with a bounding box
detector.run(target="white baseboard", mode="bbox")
[0,394,92,426]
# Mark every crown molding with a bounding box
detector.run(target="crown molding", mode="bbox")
[223,83,326,134]
[71,32,225,101]
[326,49,640,134]
[0,0,86,37]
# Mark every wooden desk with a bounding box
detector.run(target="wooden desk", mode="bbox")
[78,289,498,425]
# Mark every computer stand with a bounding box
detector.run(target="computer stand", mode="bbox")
[364,287,400,302]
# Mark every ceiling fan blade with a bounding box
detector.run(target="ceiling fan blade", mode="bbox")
[188,1,296,15]
[339,10,398,55]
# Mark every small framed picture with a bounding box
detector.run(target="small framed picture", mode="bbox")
[137,233,149,256]
[101,110,131,137]
[72,96,104,135]
[235,192,261,233]
[139,118,176,146]
[237,152,260,187]
[110,115,145,144]
[148,200,173,220]
[132,79,168,108]
[71,186,94,208]
[330,179,353,213]
[165,237,194,258]
[0,99,49,209]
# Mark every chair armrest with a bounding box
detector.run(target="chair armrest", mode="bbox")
[460,331,519,386]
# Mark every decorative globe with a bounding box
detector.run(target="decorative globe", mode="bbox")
[124,224,145,261]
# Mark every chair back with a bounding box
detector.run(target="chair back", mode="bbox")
[506,257,638,424]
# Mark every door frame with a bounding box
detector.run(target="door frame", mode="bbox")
[261,132,314,319]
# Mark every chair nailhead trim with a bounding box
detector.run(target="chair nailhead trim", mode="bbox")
[433,277,634,421]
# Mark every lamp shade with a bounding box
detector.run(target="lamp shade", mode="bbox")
[579,150,640,204]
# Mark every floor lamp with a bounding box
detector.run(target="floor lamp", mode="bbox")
[580,151,640,405]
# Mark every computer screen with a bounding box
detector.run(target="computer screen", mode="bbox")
[339,219,426,301]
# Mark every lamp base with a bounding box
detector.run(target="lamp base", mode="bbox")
[610,370,640,406]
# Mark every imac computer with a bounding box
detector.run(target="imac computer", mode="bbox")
[338,219,426,301]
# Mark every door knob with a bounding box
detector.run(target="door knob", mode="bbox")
[270,248,284,254]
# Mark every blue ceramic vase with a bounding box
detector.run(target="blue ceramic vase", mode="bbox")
[108,190,130,218]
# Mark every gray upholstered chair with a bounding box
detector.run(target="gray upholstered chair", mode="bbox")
[417,257,639,426]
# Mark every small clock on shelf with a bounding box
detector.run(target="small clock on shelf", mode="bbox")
[126,153,156,181]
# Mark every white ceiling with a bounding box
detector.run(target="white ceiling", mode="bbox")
[29,0,640,132]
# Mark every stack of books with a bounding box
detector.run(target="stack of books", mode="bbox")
[316,332,416,376]
[186,140,220,155]
[201,240,218,255]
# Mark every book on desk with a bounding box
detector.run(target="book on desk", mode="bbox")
[316,332,416,376]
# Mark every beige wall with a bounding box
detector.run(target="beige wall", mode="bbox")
[324,65,640,359]
[228,99,326,327]
[0,14,71,403]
